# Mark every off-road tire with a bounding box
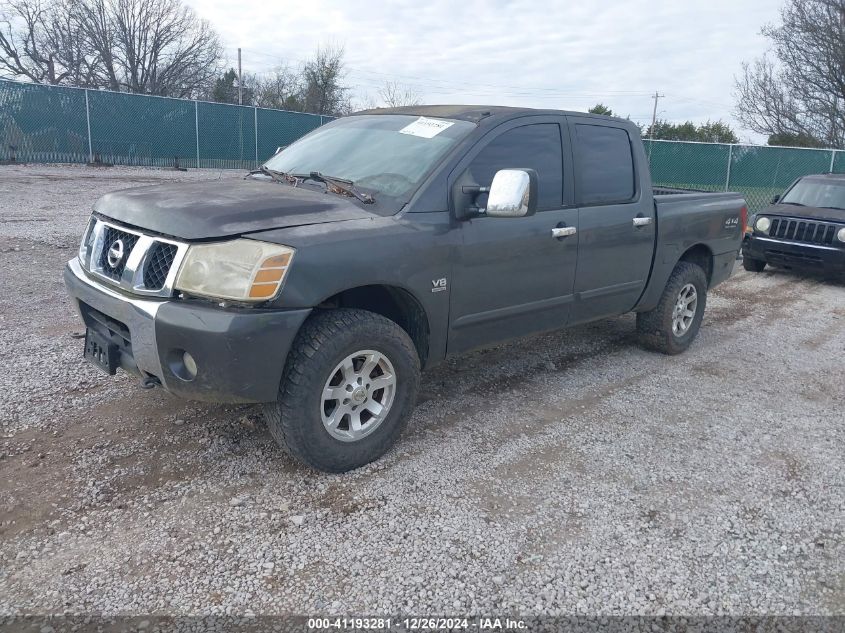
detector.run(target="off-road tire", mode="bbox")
[264,308,420,473]
[636,261,708,355]
[742,257,766,272]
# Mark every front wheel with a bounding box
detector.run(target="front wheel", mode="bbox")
[264,308,420,473]
[636,261,708,355]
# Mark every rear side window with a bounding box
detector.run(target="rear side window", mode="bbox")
[466,123,563,210]
[575,124,635,205]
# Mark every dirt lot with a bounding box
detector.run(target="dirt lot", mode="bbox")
[0,164,843,617]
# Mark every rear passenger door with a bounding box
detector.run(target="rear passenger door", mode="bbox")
[448,118,578,355]
[567,117,655,323]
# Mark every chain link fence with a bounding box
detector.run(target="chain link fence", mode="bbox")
[1,78,842,210]
[0,79,329,169]
[644,139,843,212]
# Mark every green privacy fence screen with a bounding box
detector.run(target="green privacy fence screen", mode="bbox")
[644,139,844,211]
[1,78,843,210]
[0,79,329,169]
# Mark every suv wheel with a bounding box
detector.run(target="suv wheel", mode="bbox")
[264,308,420,473]
[636,261,708,355]
[742,257,766,272]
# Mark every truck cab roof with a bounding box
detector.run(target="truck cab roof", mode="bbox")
[352,104,637,128]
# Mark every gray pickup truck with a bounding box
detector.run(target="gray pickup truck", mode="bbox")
[64,106,746,472]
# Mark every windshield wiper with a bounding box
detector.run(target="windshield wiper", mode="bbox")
[292,171,374,204]
[781,201,806,206]
[245,166,292,183]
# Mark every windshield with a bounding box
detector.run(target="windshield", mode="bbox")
[781,178,845,210]
[263,114,475,200]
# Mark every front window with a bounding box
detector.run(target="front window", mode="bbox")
[263,114,475,202]
[781,178,845,210]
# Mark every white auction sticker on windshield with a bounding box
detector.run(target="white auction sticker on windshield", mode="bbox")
[398,117,454,138]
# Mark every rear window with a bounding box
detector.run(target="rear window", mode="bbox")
[574,124,635,205]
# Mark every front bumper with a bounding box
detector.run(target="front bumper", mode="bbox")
[64,258,311,403]
[742,235,845,274]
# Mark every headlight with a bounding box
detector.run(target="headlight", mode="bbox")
[745,214,756,234]
[174,239,295,302]
[838,227,845,243]
[78,217,96,267]
[755,217,771,234]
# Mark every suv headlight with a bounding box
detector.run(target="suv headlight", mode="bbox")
[755,216,771,234]
[745,214,756,234]
[174,239,295,302]
[838,227,845,243]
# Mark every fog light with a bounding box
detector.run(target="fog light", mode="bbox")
[182,351,197,378]
[755,217,771,233]
[837,227,845,243]
[167,349,197,381]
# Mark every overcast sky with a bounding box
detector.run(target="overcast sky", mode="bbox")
[187,0,783,142]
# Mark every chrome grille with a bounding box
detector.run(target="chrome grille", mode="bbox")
[769,217,838,245]
[143,242,178,290]
[83,218,187,297]
[96,226,139,281]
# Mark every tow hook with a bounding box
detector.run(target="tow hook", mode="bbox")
[140,376,161,390]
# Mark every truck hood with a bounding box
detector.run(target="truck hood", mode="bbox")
[93,179,378,240]
[762,203,845,224]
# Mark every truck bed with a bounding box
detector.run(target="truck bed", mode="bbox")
[634,189,747,312]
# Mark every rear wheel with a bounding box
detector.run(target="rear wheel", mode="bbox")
[636,261,708,355]
[742,257,766,272]
[264,308,420,473]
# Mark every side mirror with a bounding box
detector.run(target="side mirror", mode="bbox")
[485,169,538,218]
[771,194,780,204]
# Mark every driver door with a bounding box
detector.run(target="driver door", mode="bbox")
[447,118,578,355]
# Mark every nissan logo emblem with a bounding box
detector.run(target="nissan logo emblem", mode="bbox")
[107,239,125,268]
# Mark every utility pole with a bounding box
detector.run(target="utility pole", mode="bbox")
[237,48,243,105]
[650,91,664,138]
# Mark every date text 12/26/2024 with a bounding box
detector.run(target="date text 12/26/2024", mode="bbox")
[307,617,528,630]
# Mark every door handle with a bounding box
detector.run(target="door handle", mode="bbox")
[551,226,577,238]
[633,216,653,227]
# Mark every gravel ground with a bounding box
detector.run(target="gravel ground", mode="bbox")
[0,164,843,618]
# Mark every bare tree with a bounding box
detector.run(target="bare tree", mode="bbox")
[301,44,350,116]
[354,91,379,111]
[735,0,845,147]
[78,0,222,97]
[0,0,58,82]
[0,0,222,97]
[42,0,100,86]
[378,80,421,108]
[254,65,302,110]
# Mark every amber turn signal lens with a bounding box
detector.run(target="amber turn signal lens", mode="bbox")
[249,283,279,298]
[247,250,295,299]
[262,253,292,268]
[253,268,285,283]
